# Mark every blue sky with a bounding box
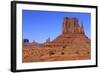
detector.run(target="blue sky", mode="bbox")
[22,10,91,43]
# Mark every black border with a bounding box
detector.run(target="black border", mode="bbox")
[11,1,98,72]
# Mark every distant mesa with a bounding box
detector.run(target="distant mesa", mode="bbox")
[45,37,51,43]
[23,39,29,43]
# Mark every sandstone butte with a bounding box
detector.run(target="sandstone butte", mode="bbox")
[23,17,91,62]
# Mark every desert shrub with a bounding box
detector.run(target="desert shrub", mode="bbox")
[39,51,44,56]
[61,52,64,55]
[75,51,79,54]
[48,46,52,48]
[49,51,55,56]
[32,51,38,56]
[62,45,66,49]
[40,59,45,61]
[60,46,66,55]
[87,51,90,54]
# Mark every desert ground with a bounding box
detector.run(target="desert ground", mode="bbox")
[23,45,90,62]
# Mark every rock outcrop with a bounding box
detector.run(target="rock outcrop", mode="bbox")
[44,17,90,48]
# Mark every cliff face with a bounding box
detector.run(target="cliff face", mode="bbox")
[62,17,84,34]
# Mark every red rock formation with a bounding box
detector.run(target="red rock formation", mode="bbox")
[62,17,84,34]
[44,17,90,48]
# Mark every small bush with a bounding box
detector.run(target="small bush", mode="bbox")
[49,51,55,56]
[75,51,79,54]
[61,52,64,55]
[62,45,66,49]
[87,52,90,54]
